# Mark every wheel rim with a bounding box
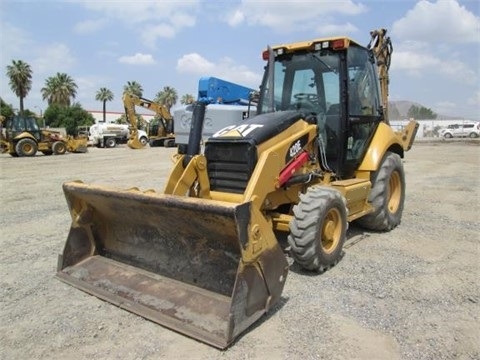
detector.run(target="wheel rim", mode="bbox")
[321,208,342,254]
[55,144,66,154]
[387,170,401,214]
[23,143,35,155]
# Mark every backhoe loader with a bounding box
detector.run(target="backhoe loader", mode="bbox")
[1,115,87,156]
[56,29,418,348]
[122,93,175,149]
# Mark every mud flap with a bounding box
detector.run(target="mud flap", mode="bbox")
[56,181,288,348]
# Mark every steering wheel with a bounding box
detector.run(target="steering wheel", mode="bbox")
[291,93,322,113]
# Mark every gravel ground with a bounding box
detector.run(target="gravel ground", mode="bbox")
[0,140,479,360]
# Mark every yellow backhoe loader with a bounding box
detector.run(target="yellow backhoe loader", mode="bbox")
[56,29,418,348]
[123,93,175,149]
[0,115,87,156]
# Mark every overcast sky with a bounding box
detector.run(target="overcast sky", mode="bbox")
[1,0,479,120]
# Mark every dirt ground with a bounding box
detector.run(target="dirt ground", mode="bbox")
[0,140,479,360]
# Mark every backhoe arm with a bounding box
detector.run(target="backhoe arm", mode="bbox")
[368,28,393,124]
[122,93,144,149]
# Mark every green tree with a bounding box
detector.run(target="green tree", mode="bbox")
[5,59,33,114]
[181,94,195,105]
[95,87,114,122]
[41,72,78,106]
[407,105,437,120]
[0,97,15,119]
[155,86,178,112]
[43,103,95,135]
[123,81,143,97]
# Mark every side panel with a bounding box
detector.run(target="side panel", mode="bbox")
[357,122,403,172]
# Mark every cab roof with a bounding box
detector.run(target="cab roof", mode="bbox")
[267,36,364,53]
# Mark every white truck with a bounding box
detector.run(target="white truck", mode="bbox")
[89,123,148,148]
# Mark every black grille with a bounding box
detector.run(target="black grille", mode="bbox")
[205,139,257,194]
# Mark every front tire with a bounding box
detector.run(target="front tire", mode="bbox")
[288,187,347,272]
[356,151,405,231]
[15,138,38,157]
[52,141,66,155]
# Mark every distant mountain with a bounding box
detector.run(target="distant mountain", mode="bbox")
[388,100,454,120]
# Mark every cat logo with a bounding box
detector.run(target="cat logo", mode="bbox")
[213,124,264,138]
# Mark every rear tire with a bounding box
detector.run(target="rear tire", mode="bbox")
[469,132,478,138]
[15,138,38,157]
[288,187,347,272]
[139,136,148,146]
[53,141,67,155]
[356,151,405,231]
[105,137,116,148]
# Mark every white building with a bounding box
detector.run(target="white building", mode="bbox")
[88,110,155,124]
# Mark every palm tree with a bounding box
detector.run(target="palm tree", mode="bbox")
[155,86,178,112]
[6,60,32,114]
[123,81,143,97]
[41,73,78,106]
[181,94,195,105]
[95,87,114,122]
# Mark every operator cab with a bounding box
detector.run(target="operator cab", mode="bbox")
[6,115,42,141]
[257,38,383,178]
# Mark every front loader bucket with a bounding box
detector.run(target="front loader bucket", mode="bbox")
[67,137,88,153]
[56,181,288,349]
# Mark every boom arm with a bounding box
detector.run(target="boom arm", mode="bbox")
[368,29,418,150]
[368,28,392,124]
[122,93,173,149]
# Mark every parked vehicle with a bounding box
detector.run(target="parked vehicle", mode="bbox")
[89,123,148,148]
[57,28,418,349]
[0,115,87,156]
[441,122,480,138]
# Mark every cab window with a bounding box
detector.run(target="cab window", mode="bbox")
[347,46,380,116]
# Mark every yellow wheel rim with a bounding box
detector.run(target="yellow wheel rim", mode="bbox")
[23,143,34,155]
[388,170,401,214]
[321,208,342,254]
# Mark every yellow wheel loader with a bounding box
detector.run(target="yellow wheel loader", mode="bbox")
[56,29,418,348]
